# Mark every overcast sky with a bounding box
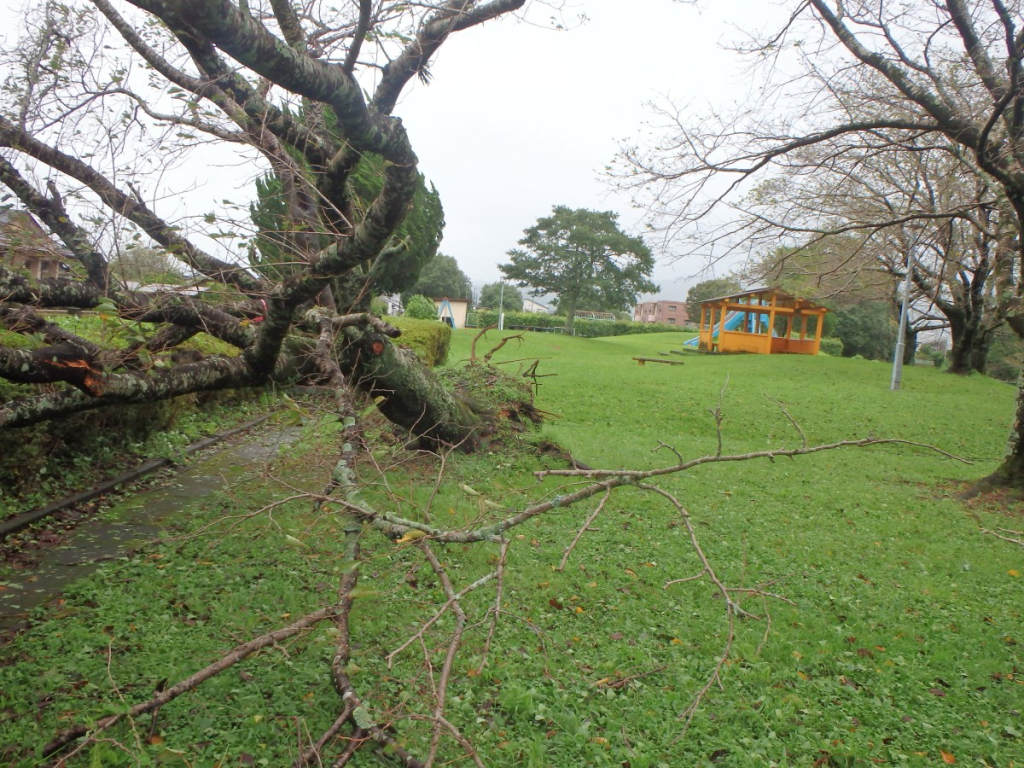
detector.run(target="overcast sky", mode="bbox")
[395,0,788,300]
[0,0,788,302]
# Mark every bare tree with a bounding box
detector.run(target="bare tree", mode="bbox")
[616,0,1024,489]
[741,144,1011,373]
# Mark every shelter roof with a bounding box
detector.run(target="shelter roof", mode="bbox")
[698,286,827,311]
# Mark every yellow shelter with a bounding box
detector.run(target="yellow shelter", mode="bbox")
[696,288,828,355]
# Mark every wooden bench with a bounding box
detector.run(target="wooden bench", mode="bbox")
[633,357,684,366]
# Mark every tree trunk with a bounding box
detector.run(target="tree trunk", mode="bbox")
[562,293,577,335]
[975,368,1024,491]
[947,313,990,375]
[970,332,992,373]
[340,325,488,450]
[902,327,917,366]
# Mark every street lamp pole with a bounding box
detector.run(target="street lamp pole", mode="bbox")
[498,281,505,331]
[890,249,917,390]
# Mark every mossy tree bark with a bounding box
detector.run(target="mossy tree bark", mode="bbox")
[340,325,487,449]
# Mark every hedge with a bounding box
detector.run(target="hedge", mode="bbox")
[388,316,452,366]
[819,337,844,356]
[467,310,683,338]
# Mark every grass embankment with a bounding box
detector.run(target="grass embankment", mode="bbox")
[1,330,1022,766]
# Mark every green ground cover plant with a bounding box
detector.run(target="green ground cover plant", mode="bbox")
[1,330,1022,766]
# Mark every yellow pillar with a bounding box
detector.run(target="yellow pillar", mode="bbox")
[699,304,709,350]
[811,310,825,354]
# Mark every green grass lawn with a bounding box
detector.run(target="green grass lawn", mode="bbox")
[2,330,1022,766]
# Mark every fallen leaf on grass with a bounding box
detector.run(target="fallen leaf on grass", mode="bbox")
[395,530,427,545]
[939,750,956,764]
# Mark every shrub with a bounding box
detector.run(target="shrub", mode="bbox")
[985,328,1023,382]
[819,337,844,356]
[833,301,897,361]
[388,316,452,366]
[370,297,389,316]
[405,295,438,320]
[917,346,946,369]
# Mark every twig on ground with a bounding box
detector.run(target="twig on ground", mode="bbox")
[764,393,807,449]
[981,527,1024,547]
[483,331,524,363]
[557,484,612,571]
[477,537,510,675]
[710,377,729,456]
[386,567,498,667]
[42,608,338,759]
[468,324,498,363]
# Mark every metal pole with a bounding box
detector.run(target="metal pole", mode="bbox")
[890,250,916,390]
[498,282,505,331]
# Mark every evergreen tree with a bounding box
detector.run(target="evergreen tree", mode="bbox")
[500,207,657,333]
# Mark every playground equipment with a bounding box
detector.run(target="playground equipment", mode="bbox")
[687,287,828,355]
[682,310,746,347]
[437,297,456,329]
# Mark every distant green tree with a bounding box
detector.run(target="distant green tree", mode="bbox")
[478,282,523,312]
[110,245,186,287]
[405,294,438,320]
[500,206,657,333]
[401,254,472,306]
[833,302,898,361]
[685,277,742,323]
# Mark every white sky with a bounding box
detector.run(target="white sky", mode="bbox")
[0,0,789,302]
[397,0,787,300]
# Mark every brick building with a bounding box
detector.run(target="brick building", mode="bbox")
[633,299,689,326]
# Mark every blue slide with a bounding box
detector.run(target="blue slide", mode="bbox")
[683,310,746,347]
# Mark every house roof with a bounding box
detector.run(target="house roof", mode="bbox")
[0,209,69,260]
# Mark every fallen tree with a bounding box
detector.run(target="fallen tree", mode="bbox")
[0,0,523,447]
